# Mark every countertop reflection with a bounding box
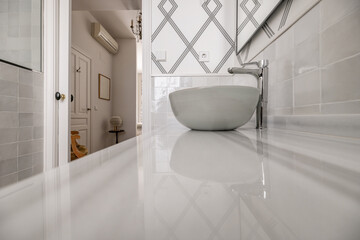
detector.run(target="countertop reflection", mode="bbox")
[0,128,360,240]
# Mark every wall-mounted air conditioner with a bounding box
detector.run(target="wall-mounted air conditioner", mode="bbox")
[91,23,118,54]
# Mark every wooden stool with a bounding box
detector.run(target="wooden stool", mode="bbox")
[71,131,88,161]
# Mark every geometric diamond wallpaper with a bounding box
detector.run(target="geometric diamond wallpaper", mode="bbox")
[152,0,236,75]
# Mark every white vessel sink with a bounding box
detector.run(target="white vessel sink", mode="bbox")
[169,86,260,130]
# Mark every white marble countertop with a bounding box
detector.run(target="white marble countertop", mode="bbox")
[1,127,360,240]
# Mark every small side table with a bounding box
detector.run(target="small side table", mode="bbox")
[109,129,125,144]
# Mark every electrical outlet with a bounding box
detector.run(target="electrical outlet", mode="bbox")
[154,50,166,61]
[199,51,209,62]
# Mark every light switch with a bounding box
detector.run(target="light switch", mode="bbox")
[199,51,209,62]
[154,50,167,61]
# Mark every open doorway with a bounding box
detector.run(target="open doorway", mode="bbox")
[70,0,142,161]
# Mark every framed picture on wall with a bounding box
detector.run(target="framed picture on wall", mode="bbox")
[99,74,110,101]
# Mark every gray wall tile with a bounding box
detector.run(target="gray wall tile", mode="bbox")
[18,154,33,171]
[0,112,18,128]
[0,62,19,82]
[320,0,360,30]
[18,127,33,141]
[320,9,360,66]
[294,34,320,76]
[0,58,44,188]
[0,128,17,144]
[19,98,33,113]
[0,96,18,111]
[19,113,33,127]
[294,4,320,46]
[294,105,320,115]
[321,101,360,114]
[0,173,18,188]
[0,158,17,176]
[294,70,321,106]
[19,84,33,98]
[0,143,17,161]
[322,54,360,103]
[18,168,33,181]
[276,79,293,109]
[0,80,18,97]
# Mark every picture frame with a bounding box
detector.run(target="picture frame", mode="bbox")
[98,74,111,101]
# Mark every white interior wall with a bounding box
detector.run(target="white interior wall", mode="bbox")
[112,39,137,141]
[72,11,113,152]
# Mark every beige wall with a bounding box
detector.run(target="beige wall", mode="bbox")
[72,11,113,152]
[112,39,137,141]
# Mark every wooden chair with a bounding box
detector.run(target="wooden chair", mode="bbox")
[71,131,88,161]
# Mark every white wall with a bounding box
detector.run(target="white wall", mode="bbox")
[112,39,137,141]
[72,11,113,152]
[151,0,235,75]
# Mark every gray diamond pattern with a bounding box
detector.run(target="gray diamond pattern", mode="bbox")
[152,0,235,74]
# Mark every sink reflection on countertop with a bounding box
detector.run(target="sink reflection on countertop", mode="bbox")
[170,131,262,183]
[0,128,360,240]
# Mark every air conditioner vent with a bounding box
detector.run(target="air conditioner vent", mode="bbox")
[91,23,118,54]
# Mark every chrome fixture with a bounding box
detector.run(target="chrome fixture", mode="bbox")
[228,60,269,129]
[130,11,142,41]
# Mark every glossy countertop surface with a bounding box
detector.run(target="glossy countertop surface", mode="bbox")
[1,127,360,240]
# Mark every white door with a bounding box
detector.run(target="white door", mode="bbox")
[70,48,91,153]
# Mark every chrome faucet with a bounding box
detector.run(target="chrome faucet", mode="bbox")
[228,59,269,129]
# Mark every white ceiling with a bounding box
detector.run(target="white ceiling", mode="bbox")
[90,10,139,39]
[73,0,141,11]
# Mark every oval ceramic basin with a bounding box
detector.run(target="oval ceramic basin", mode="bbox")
[169,86,260,130]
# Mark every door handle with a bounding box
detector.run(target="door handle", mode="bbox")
[71,94,74,102]
[87,108,91,111]
[55,92,66,101]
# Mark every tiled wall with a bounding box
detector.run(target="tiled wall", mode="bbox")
[0,61,44,188]
[254,0,360,116]
[0,0,42,71]
[151,0,235,75]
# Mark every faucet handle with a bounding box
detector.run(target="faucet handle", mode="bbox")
[241,59,269,68]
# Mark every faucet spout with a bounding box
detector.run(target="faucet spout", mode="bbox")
[227,67,261,77]
[228,59,269,130]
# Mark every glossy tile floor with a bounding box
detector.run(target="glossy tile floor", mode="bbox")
[0,127,359,240]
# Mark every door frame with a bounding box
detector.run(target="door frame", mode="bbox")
[70,46,92,153]
[43,0,71,168]
[44,0,152,167]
